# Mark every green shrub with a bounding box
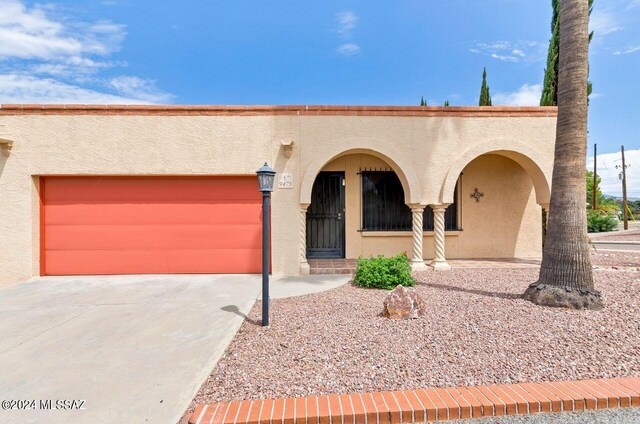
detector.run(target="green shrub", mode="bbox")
[587,210,617,233]
[353,253,415,290]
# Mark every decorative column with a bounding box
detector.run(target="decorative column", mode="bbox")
[430,204,452,271]
[300,203,311,275]
[410,205,428,271]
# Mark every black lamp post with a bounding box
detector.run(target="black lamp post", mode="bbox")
[256,162,276,326]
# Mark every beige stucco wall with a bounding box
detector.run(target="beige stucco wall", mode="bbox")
[0,108,556,286]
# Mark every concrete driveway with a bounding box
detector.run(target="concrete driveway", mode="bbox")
[0,274,262,424]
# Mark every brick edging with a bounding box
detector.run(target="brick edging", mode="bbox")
[189,377,640,424]
[0,104,557,117]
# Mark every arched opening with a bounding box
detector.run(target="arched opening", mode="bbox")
[305,152,420,261]
[300,147,421,206]
[441,148,551,206]
[443,152,549,258]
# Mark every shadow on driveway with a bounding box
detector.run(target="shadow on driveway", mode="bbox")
[221,305,261,326]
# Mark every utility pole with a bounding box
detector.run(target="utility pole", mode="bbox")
[618,145,629,230]
[593,143,597,210]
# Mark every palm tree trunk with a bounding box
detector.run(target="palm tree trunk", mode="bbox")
[523,0,603,310]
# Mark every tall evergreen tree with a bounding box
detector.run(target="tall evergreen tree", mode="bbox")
[420,96,427,106]
[479,68,492,106]
[444,100,450,107]
[540,0,594,106]
[540,0,560,106]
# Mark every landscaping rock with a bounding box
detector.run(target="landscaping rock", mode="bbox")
[383,285,426,319]
[191,265,640,406]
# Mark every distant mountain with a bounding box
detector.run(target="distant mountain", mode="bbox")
[604,194,640,201]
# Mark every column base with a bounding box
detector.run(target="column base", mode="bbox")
[411,260,429,272]
[300,262,311,275]
[430,260,452,271]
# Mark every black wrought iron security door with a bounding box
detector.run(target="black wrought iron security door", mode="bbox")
[306,172,345,258]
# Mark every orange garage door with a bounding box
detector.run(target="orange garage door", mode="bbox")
[41,177,263,275]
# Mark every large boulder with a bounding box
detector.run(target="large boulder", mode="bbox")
[383,285,426,319]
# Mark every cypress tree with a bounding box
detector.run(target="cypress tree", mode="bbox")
[479,68,492,106]
[420,96,427,106]
[540,0,594,106]
[444,100,450,107]
[540,0,560,105]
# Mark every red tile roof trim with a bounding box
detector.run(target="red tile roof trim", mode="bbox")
[0,104,557,117]
[188,377,640,424]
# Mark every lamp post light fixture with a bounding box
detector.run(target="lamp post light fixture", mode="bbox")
[256,162,276,326]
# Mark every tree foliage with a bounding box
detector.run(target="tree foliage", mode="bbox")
[540,0,560,106]
[479,68,492,106]
[586,171,619,215]
[540,0,594,106]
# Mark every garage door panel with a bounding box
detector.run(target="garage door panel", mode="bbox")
[44,178,260,202]
[42,177,264,275]
[44,203,262,226]
[45,248,262,275]
[45,224,262,250]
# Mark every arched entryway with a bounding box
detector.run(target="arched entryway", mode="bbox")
[299,148,423,274]
[435,142,552,268]
[441,143,551,206]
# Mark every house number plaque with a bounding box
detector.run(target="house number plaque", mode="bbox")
[278,173,294,189]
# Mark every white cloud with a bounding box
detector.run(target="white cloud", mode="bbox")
[335,11,358,37]
[590,9,623,36]
[469,40,542,63]
[587,149,640,198]
[614,46,640,55]
[493,83,542,106]
[0,74,151,103]
[490,53,519,62]
[333,11,360,56]
[336,43,360,56]
[108,76,173,103]
[0,1,124,60]
[0,0,171,103]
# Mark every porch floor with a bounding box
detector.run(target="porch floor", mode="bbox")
[308,259,358,275]
[309,258,541,275]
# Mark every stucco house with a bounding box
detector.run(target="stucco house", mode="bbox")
[0,104,556,286]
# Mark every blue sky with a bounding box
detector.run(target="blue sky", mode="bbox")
[0,0,638,195]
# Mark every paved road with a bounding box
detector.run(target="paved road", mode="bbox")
[0,274,261,424]
[592,242,640,252]
[451,407,640,423]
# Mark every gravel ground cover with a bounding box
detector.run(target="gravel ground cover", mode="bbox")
[193,265,640,405]
[590,250,640,268]
[451,408,640,423]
